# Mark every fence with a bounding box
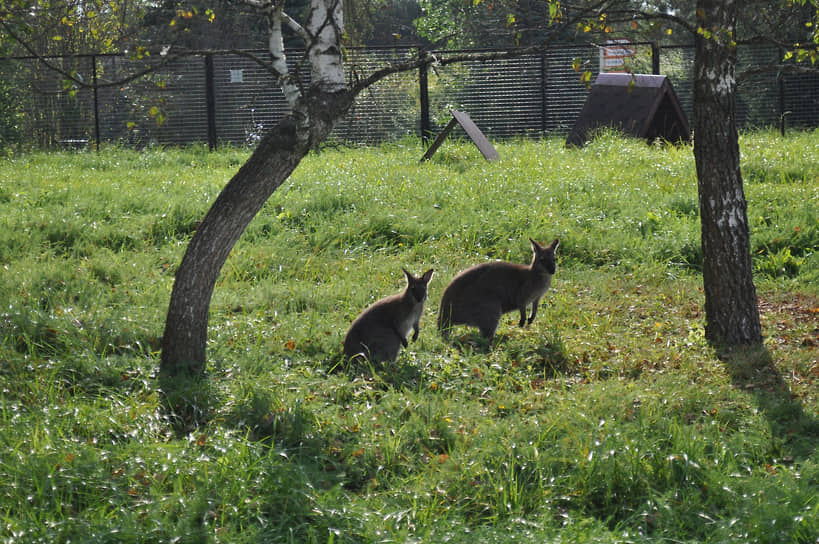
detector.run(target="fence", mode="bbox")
[1,43,817,150]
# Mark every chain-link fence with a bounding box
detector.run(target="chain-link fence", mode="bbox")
[1,43,816,150]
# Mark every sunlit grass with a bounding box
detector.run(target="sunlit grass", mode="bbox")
[0,132,817,542]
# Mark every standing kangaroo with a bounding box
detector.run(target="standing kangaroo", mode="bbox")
[344,268,434,363]
[438,238,559,339]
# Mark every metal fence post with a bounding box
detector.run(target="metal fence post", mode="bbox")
[92,55,100,151]
[652,42,660,75]
[419,49,431,143]
[205,54,218,151]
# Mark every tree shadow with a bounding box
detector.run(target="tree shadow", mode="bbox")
[157,371,219,435]
[442,330,494,353]
[443,328,572,375]
[720,345,819,461]
[328,351,424,389]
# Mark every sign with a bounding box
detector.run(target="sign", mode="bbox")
[600,39,635,72]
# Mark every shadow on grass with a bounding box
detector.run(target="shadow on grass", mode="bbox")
[721,345,819,461]
[329,351,424,388]
[158,372,219,435]
[443,327,573,375]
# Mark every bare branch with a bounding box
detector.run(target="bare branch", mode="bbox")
[0,17,185,89]
[349,4,589,97]
[281,10,310,42]
[560,1,698,36]
[350,44,557,97]
[739,62,819,83]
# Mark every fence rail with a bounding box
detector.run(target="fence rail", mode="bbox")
[1,43,817,150]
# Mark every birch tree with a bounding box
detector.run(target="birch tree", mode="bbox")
[158,0,583,376]
[160,0,819,376]
[556,0,818,348]
[160,0,354,376]
[692,0,762,346]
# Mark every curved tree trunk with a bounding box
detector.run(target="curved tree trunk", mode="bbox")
[160,91,354,377]
[693,0,762,347]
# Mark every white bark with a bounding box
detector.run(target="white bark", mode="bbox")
[307,0,346,92]
[267,3,302,109]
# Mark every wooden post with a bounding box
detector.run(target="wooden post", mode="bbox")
[420,110,499,162]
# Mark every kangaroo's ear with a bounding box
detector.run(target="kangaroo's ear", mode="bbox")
[529,238,542,252]
[402,268,413,282]
[422,268,434,283]
[550,239,560,251]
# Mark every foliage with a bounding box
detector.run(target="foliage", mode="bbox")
[343,0,425,45]
[0,0,142,55]
[0,133,817,542]
[0,63,22,147]
[415,0,558,48]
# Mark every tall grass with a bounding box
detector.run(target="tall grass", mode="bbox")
[0,132,817,543]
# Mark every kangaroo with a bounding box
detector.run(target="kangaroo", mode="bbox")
[344,268,434,363]
[438,238,559,339]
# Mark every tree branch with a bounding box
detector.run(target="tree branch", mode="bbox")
[738,62,819,84]
[281,10,311,42]
[0,18,188,89]
[349,4,588,98]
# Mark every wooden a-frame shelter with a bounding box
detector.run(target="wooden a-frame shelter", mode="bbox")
[566,73,691,147]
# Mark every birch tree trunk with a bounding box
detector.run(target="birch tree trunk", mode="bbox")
[693,0,762,347]
[160,0,353,376]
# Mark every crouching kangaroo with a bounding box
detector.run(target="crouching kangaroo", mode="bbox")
[438,238,559,339]
[344,268,434,363]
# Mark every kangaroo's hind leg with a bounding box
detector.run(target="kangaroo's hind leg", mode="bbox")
[474,303,502,339]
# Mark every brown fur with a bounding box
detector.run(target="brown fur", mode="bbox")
[438,238,559,339]
[344,268,434,362]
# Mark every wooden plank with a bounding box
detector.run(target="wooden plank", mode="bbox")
[419,110,500,162]
[450,110,500,161]
[419,116,458,162]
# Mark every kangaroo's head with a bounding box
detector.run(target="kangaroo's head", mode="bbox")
[529,238,559,275]
[403,268,435,303]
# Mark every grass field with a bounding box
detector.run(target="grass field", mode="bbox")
[0,132,817,543]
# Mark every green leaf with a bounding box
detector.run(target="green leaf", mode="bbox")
[549,2,560,22]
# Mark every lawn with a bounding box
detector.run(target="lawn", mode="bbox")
[0,132,817,543]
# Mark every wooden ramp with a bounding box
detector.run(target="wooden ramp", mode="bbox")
[420,110,500,162]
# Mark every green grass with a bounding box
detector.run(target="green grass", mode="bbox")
[1,132,817,543]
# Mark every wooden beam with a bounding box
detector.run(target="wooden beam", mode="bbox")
[420,110,499,162]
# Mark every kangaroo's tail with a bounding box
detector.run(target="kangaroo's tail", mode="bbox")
[437,293,452,338]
